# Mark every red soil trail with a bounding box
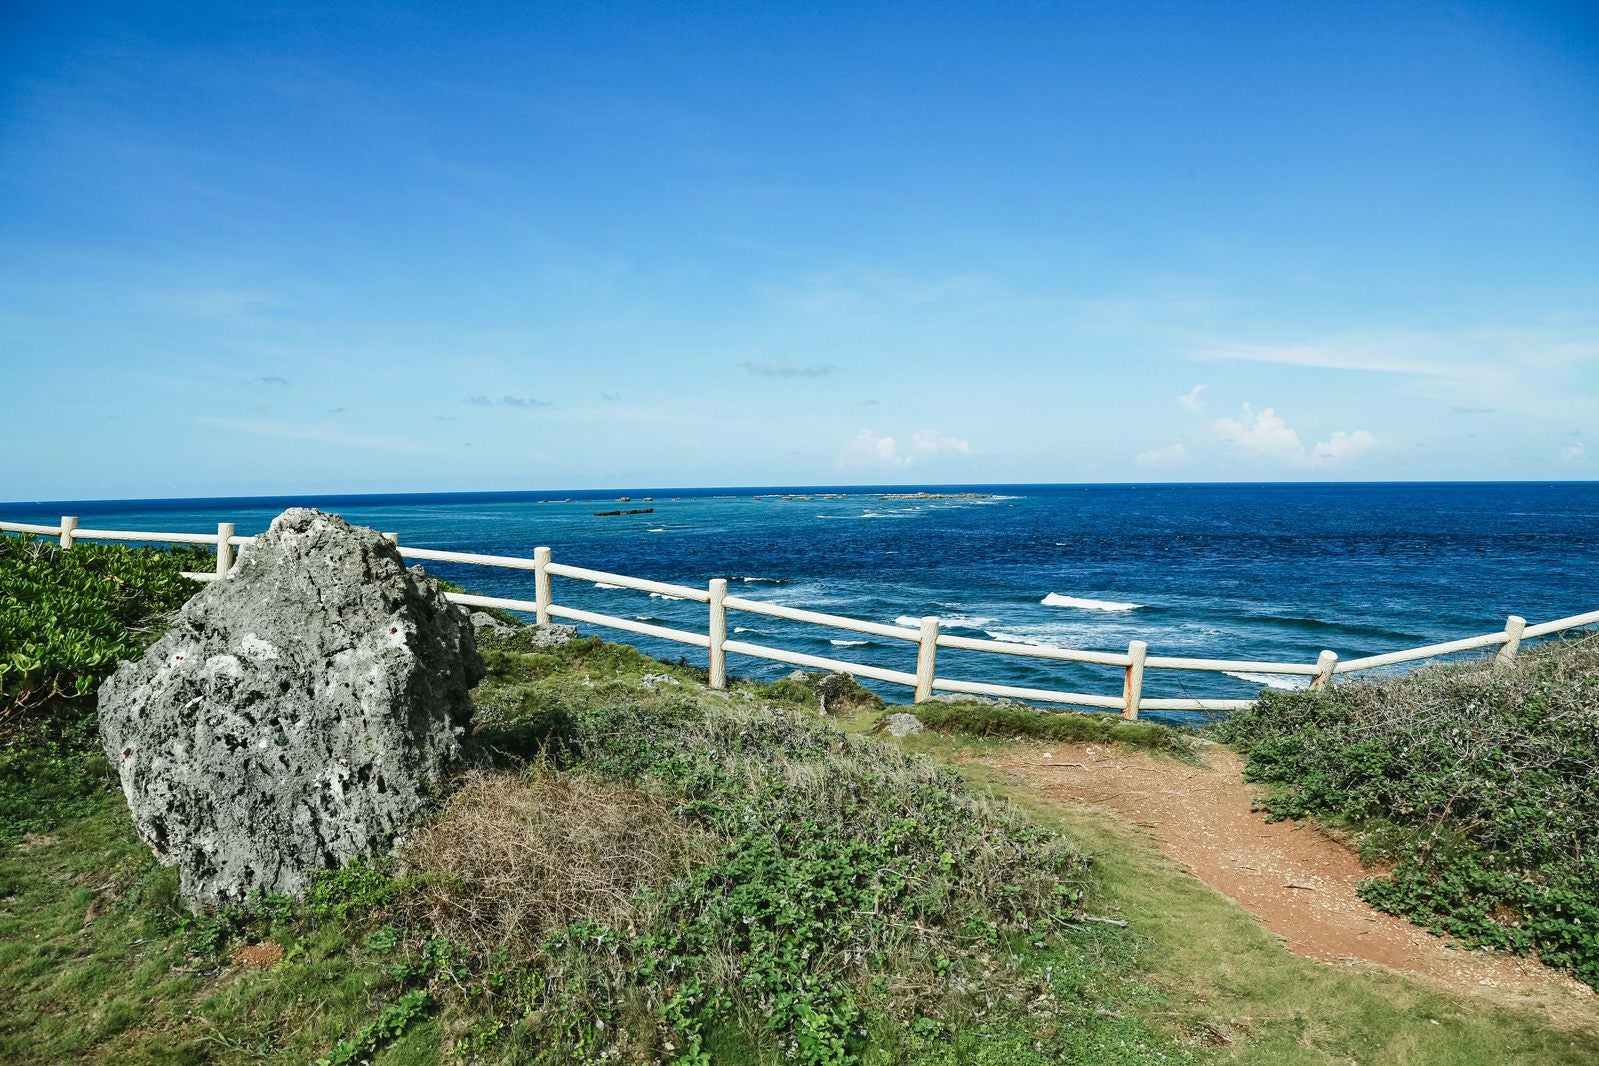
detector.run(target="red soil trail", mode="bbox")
[978,739,1597,1020]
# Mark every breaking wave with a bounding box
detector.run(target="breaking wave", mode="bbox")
[894,613,998,630]
[1224,671,1310,691]
[1041,593,1142,612]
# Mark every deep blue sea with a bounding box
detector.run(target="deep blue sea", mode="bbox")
[6,483,1597,714]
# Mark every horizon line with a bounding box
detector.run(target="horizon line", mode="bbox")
[4,478,1597,511]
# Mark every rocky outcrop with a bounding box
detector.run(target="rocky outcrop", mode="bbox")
[880,712,925,737]
[814,672,884,715]
[98,508,483,907]
[469,611,517,641]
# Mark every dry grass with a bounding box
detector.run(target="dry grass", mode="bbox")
[403,768,715,952]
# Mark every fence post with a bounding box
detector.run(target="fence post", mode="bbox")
[59,515,77,549]
[534,546,552,626]
[1495,615,1526,667]
[1311,650,1338,691]
[382,532,399,545]
[914,616,940,703]
[1122,640,1147,720]
[708,578,728,690]
[215,522,234,577]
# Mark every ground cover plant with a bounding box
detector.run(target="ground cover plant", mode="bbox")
[377,635,1187,1063]
[1219,635,1599,988]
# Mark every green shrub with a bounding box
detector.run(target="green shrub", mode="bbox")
[0,535,205,844]
[0,534,202,733]
[910,699,1190,754]
[1219,635,1599,987]
[755,675,819,707]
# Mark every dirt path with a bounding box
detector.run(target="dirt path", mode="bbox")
[979,740,1596,1013]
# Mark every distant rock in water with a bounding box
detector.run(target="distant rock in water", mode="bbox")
[98,508,483,908]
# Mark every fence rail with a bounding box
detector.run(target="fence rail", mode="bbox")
[6,515,1597,719]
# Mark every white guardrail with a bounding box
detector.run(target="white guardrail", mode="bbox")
[6,515,1598,719]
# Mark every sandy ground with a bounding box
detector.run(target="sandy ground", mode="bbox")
[978,739,1598,1022]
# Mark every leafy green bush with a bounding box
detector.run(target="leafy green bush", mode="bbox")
[1219,635,1599,987]
[0,534,203,731]
[909,699,1191,754]
[0,535,207,845]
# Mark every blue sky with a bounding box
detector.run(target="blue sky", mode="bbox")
[2,1,1596,498]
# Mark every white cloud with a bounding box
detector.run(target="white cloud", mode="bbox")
[1177,384,1208,411]
[1211,406,1373,467]
[1194,327,1599,422]
[1136,442,1188,468]
[839,430,911,468]
[740,360,836,378]
[837,429,970,469]
[1565,442,1586,462]
[911,430,971,456]
[1311,429,1377,464]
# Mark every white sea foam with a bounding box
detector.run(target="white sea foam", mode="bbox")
[984,630,1071,649]
[646,527,667,533]
[1041,593,1142,612]
[894,613,997,630]
[593,582,624,590]
[1225,671,1310,691]
[830,639,869,647]
[737,576,782,584]
[733,626,757,633]
[649,592,686,601]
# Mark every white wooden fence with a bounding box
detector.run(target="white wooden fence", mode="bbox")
[6,515,1598,720]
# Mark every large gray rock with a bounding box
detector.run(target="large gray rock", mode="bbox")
[98,508,483,907]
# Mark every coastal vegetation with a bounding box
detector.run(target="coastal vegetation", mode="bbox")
[2,538,1595,1063]
[0,539,1182,1063]
[1220,638,1599,989]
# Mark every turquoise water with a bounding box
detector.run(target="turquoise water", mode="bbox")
[6,483,1596,714]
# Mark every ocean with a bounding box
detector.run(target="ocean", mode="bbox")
[5,483,1597,716]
